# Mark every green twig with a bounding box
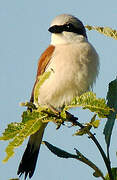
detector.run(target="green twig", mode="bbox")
[74,148,105,180]
[43,141,105,180]
[71,119,113,180]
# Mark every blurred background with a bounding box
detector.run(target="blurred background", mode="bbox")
[0,0,117,179]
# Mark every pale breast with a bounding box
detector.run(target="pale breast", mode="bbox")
[38,42,99,108]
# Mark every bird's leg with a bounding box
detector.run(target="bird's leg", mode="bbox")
[46,104,65,129]
[46,104,78,128]
[47,104,60,115]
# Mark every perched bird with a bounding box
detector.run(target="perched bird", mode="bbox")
[17,14,99,179]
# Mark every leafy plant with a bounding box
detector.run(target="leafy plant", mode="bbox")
[0,91,110,162]
[1,79,117,180]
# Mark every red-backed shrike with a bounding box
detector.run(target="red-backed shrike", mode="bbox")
[17,14,99,179]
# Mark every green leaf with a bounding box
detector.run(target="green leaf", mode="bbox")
[42,141,74,158]
[91,119,100,128]
[90,114,100,128]
[1,103,69,162]
[73,114,100,136]
[0,122,24,140]
[105,168,117,180]
[103,79,117,149]
[20,102,37,110]
[0,109,47,162]
[67,92,111,118]
[60,109,67,119]
[86,25,117,40]
[43,141,104,179]
[73,125,92,136]
[34,71,51,105]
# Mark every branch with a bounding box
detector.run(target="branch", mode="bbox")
[74,148,105,180]
[87,131,113,180]
[43,141,105,180]
[66,114,113,180]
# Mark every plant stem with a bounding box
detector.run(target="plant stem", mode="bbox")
[43,110,113,179]
[74,148,105,180]
[43,140,105,180]
[87,131,113,180]
[73,119,113,180]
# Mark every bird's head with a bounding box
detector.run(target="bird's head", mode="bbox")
[48,14,87,45]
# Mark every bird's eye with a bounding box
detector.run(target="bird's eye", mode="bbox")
[65,23,73,30]
[62,23,75,32]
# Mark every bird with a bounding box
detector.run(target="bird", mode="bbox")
[17,14,99,179]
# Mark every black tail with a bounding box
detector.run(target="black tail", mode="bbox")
[17,123,46,179]
[17,142,39,179]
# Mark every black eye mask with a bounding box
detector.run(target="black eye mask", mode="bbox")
[48,23,87,37]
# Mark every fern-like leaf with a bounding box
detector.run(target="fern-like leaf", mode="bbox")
[66,92,111,118]
[86,25,117,40]
[0,91,112,162]
[0,110,47,162]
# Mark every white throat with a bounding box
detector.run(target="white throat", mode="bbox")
[51,32,87,45]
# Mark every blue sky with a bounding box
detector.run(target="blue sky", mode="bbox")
[0,0,117,180]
